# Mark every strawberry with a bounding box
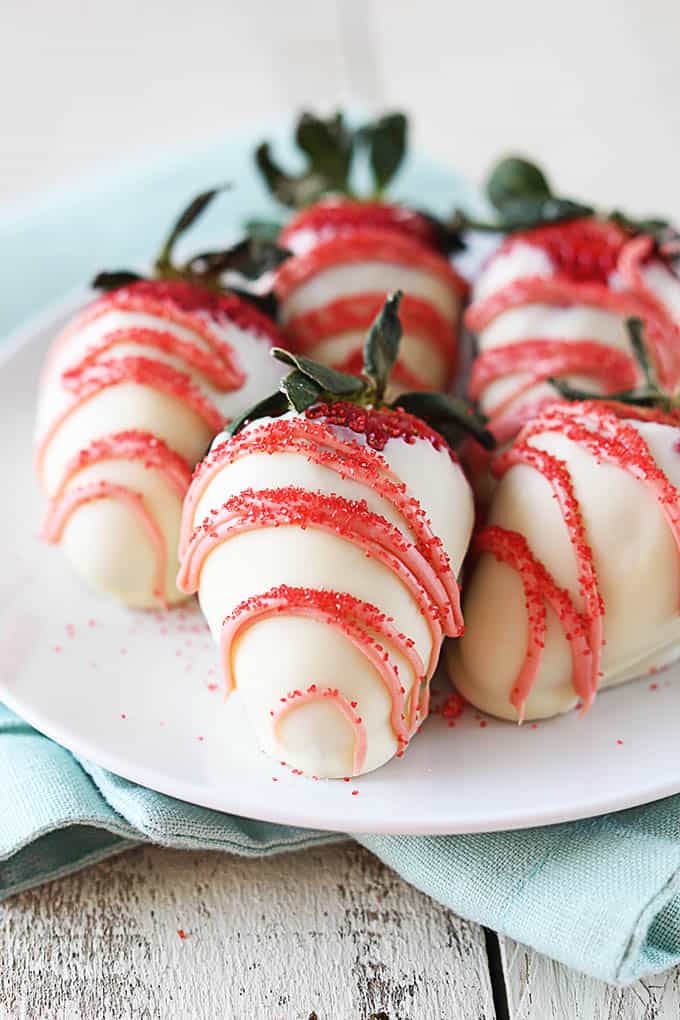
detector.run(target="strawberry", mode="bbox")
[497,217,630,284]
[178,293,488,778]
[37,189,286,610]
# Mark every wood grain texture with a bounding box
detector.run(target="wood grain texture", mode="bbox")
[0,843,495,1020]
[499,937,680,1020]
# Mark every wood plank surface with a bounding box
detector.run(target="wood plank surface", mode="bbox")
[499,936,680,1020]
[0,843,495,1020]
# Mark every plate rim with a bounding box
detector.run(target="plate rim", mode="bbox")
[4,676,680,835]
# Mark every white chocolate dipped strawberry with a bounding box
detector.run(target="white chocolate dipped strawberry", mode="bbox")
[275,232,466,395]
[178,293,489,778]
[462,159,680,478]
[449,342,680,722]
[255,111,467,394]
[36,190,286,609]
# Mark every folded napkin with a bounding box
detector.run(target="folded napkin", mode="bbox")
[4,121,680,985]
[4,703,680,984]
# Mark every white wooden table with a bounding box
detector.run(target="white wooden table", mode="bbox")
[3,1,680,1015]
[2,842,680,1019]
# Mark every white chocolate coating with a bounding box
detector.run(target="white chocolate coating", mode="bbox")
[182,411,474,777]
[473,242,553,302]
[278,252,463,391]
[478,303,631,414]
[449,411,680,720]
[304,329,447,397]
[472,243,634,417]
[472,236,680,422]
[36,292,284,608]
[281,261,459,324]
[640,261,680,324]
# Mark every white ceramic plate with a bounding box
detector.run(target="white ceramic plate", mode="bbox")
[3,297,680,835]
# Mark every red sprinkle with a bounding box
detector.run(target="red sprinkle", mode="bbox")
[440,692,465,720]
[73,277,280,342]
[497,217,629,285]
[306,401,455,457]
[280,198,440,250]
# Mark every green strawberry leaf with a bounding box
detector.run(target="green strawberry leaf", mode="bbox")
[363,290,403,399]
[392,391,496,450]
[487,156,551,211]
[295,112,354,193]
[245,218,285,242]
[280,370,324,412]
[227,390,290,437]
[92,270,145,291]
[626,316,656,389]
[155,186,230,271]
[272,348,367,396]
[186,238,290,281]
[358,112,408,194]
[254,110,411,210]
[497,195,594,230]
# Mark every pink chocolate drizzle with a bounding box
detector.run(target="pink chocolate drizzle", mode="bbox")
[466,275,680,391]
[469,338,639,418]
[272,686,368,776]
[463,225,680,489]
[474,526,593,720]
[178,485,450,664]
[275,228,468,301]
[38,284,273,606]
[480,401,680,717]
[221,586,427,750]
[180,415,461,629]
[179,413,461,767]
[35,356,225,481]
[283,292,458,390]
[51,431,192,502]
[274,227,465,391]
[42,480,168,604]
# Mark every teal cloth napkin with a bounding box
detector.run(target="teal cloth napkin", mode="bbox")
[3,121,680,985]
